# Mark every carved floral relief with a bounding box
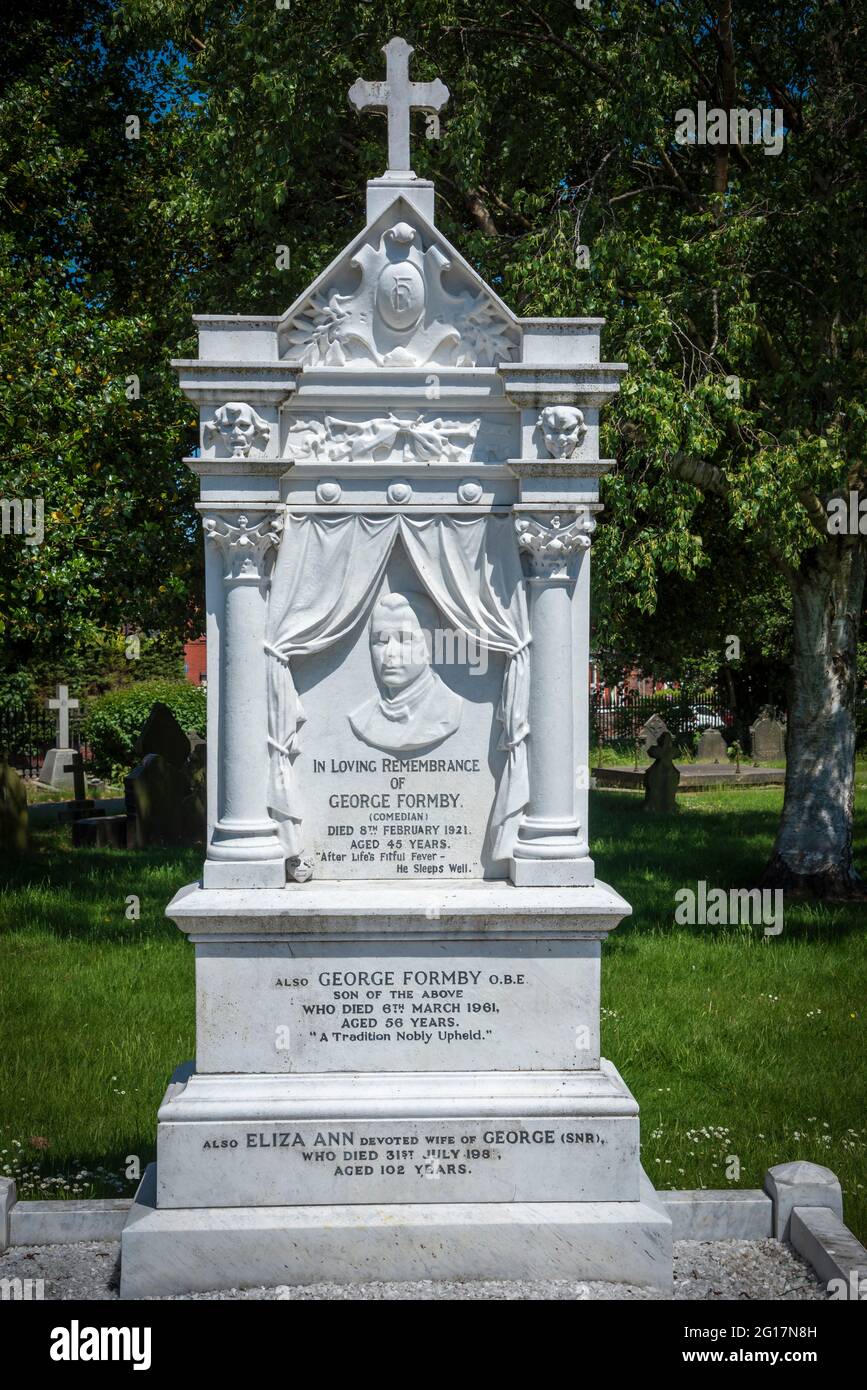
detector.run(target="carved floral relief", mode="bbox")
[285,413,481,464]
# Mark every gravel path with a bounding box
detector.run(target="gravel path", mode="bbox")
[0,1238,828,1300]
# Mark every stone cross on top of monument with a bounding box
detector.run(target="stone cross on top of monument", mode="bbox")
[349,36,449,177]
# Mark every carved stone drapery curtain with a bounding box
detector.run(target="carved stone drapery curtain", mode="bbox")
[264,512,530,860]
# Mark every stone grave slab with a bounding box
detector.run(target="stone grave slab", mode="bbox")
[72,815,128,850]
[135,701,192,768]
[696,726,727,762]
[750,714,786,761]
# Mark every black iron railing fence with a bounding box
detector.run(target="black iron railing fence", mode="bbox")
[591,691,737,750]
[0,706,88,778]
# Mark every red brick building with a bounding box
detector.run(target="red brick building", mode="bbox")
[184,636,207,685]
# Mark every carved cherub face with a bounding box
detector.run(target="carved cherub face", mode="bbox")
[205,402,270,458]
[370,593,430,695]
[538,405,587,459]
[288,853,314,883]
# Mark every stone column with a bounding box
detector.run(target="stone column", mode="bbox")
[202,510,286,888]
[511,510,596,886]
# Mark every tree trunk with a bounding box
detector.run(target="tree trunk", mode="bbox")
[759,540,866,896]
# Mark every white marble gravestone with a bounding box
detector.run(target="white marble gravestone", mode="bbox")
[120,38,672,1296]
[38,683,79,790]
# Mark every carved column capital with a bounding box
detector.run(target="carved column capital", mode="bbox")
[515,510,596,580]
[203,511,284,585]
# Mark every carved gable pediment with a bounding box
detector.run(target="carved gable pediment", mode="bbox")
[277,199,519,370]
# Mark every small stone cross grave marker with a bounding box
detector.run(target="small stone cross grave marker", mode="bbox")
[62,750,90,807]
[643,731,680,813]
[637,712,670,761]
[48,683,79,749]
[38,683,81,790]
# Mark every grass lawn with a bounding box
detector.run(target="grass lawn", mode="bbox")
[594,785,866,1240]
[1,784,864,1239]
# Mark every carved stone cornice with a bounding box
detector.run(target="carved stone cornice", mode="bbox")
[498,362,627,409]
[507,458,617,479]
[171,360,300,407]
[203,511,284,584]
[515,511,596,579]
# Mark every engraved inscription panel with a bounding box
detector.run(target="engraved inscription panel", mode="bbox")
[292,552,508,880]
[195,941,601,1073]
[158,1115,639,1208]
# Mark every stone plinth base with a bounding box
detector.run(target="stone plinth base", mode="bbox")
[165,879,630,1076]
[37,748,77,791]
[117,877,673,1297]
[120,1163,672,1298]
[155,1059,642,1208]
[202,857,287,889]
[510,856,595,886]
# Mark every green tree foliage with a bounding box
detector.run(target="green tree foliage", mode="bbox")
[2,0,865,887]
[0,2,202,671]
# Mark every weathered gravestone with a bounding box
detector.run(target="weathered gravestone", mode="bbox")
[124,703,206,848]
[695,726,727,763]
[0,756,29,852]
[638,712,670,760]
[38,683,80,790]
[643,732,680,813]
[750,712,786,761]
[119,39,672,1297]
[135,700,194,768]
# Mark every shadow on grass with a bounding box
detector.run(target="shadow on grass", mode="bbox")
[0,825,200,944]
[3,798,863,945]
[592,790,865,943]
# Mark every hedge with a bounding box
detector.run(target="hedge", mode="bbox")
[83,679,207,780]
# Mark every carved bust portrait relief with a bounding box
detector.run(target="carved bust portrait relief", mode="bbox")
[348,591,463,754]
